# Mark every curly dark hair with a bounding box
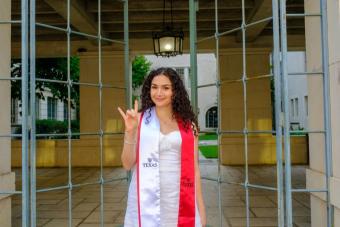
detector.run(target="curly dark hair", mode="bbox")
[140,67,198,136]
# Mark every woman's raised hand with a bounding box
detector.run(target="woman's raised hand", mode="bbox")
[117,99,139,133]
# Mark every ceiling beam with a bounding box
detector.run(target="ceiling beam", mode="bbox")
[236,0,273,42]
[86,0,254,13]
[44,0,109,39]
[99,10,243,24]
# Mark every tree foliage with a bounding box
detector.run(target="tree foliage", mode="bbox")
[11,57,80,109]
[132,56,152,90]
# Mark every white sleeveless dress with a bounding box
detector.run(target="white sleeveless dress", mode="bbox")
[124,131,202,227]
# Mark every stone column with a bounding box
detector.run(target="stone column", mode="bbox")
[305,0,340,226]
[0,0,15,226]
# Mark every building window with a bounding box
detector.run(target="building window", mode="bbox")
[174,67,185,82]
[11,98,18,124]
[290,99,294,117]
[35,96,40,119]
[47,97,57,120]
[64,102,69,121]
[294,98,299,117]
[304,96,308,116]
[206,106,218,128]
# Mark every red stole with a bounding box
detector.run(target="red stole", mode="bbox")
[136,110,196,227]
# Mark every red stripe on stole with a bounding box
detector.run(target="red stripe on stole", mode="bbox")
[177,120,195,227]
[136,112,144,227]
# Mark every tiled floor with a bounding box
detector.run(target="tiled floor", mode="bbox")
[11,163,310,227]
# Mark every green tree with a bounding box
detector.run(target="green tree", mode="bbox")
[11,57,80,110]
[132,55,152,90]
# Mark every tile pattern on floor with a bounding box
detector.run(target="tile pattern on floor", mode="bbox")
[11,164,310,227]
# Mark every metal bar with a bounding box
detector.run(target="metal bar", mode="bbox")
[0,191,22,195]
[124,0,132,112]
[36,176,128,193]
[71,30,99,40]
[0,77,22,81]
[36,78,68,84]
[0,20,21,24]
[217,16,273,39]
[288,71,323,76]
[221,180,245,187]
[201,176,218,182]
[219,130,275,134]
[197,83,217,89]
[320,0,334,226]
[66,0,73,226]
[35,22,124,45]
[102,84,126,89]
[291,188,328,193]
[220,74,273,85]
[218,26,242,38]
[197,34,215,43]
[241,0,250,226]
[101,36,125,45]
[35,78,126,90]
[214,1,223,226]
[247,183,278,191]
[103,176,128,184]
[287,13,321,17]
[30,0,37,225]
[37,182,95,193]
[37,181,100,193]
[196,5,271,43]
[37,185,69,193]
[290,130,325,134]
[34,131,124,138]
[279,0,293,225]
[27,129,283,136]
[73,81,126,89]
[272,0,285,225]
[21,0,30,225]
[245,16,272,28]
[124,0,131,110]
[35,22,67,33]
[198,131,217,134]
[0,134,23,138]
[189,0,198,115]
[123,0,132,184]
[97,0,105,225]
[72,181,102,188]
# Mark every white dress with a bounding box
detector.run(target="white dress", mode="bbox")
[124,131,202,227]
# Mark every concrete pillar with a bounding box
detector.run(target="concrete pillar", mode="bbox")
[0,0,15,226]
[305,0,340,226]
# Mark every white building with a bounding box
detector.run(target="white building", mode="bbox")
[145,53,217,131]
[11,89,77,126]
[146,51,308,132]
[287,51,308,130]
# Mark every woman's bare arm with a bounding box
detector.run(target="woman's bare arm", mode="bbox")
[118,100,140,170]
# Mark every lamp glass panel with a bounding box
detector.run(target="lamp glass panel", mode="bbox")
[159,36,175,52]
[175,37,180,51]
[154,38,160,53]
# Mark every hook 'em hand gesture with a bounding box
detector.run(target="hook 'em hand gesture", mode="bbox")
[117,99,139,133]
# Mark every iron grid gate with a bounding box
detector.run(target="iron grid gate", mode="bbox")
[0,0,334,226]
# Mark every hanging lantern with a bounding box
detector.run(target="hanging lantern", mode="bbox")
[152,0,184,57]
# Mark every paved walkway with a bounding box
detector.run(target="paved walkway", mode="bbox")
[11,164,310,227]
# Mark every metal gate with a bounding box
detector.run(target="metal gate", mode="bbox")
[0,0,333,226]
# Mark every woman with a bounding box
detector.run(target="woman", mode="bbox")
[118,67,206,227]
